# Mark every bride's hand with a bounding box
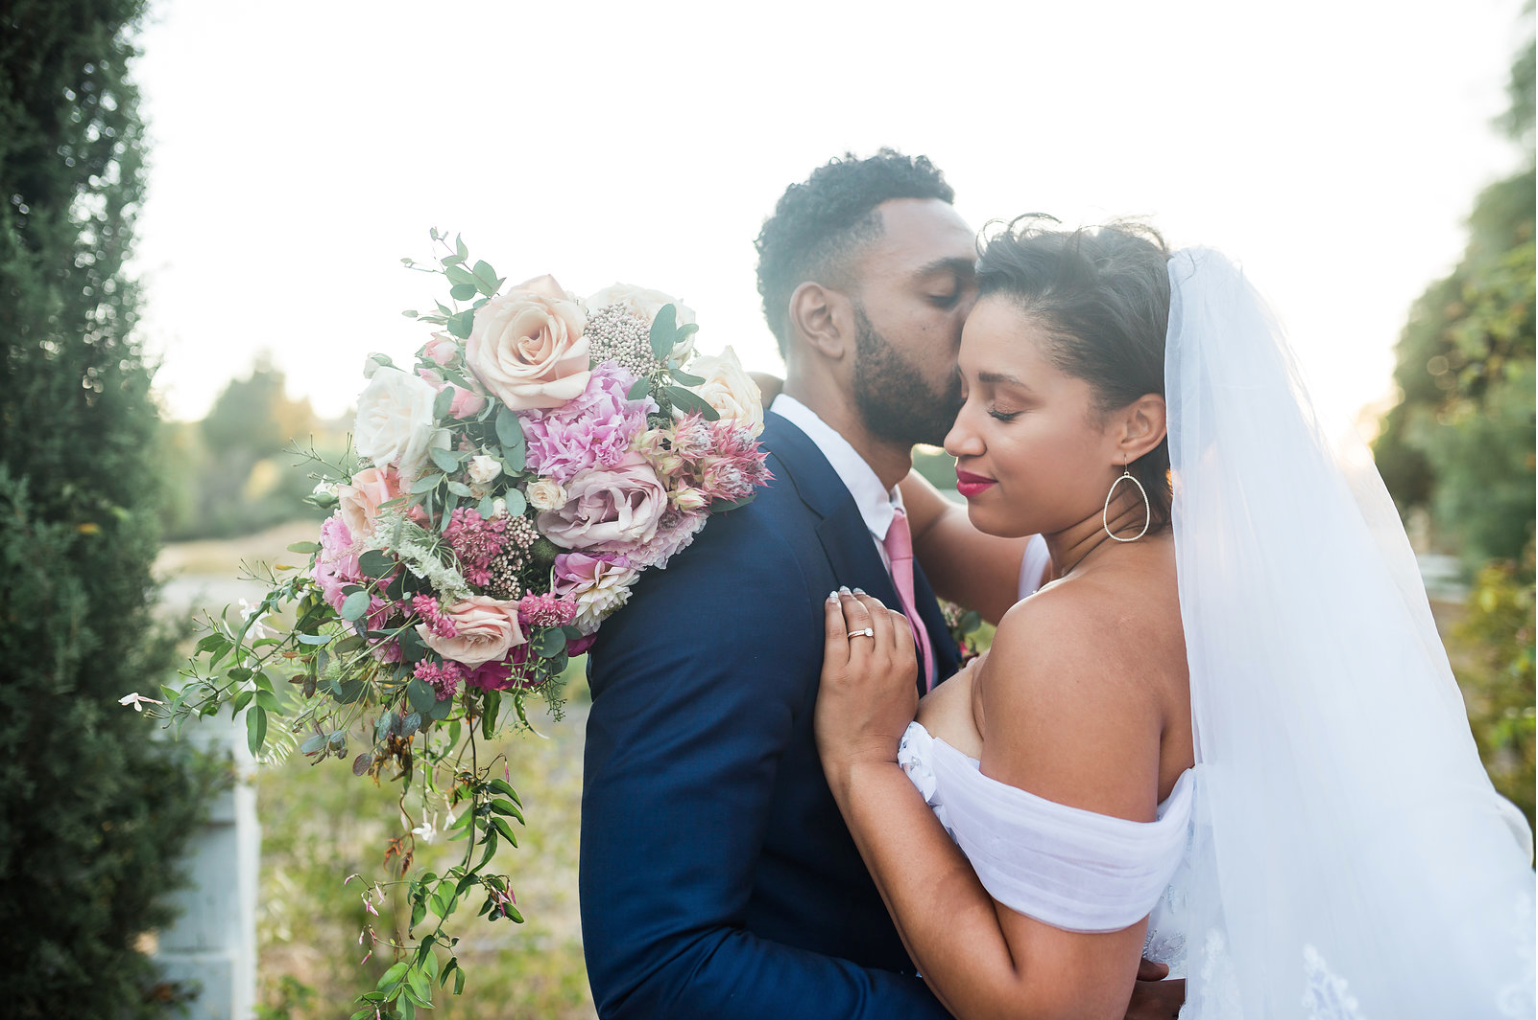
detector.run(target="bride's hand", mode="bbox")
[814,589,919,784]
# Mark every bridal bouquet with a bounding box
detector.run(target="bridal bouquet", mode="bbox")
[156,231,769,1019]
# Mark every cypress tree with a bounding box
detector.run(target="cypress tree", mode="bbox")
[0,2,214,1016]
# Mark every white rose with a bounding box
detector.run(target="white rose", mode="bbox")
[680,346,764,437]
[585,283,698,361]
[467,455,501,485]
[352,366,449,478]
[526,477,568,512]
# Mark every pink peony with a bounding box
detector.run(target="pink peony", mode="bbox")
[416,595,526,667]
[313,512,362,613]
[338,467,402,540]
[522,361,655,484]
[537,452,669,553]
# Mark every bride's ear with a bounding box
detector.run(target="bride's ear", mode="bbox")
[788,282,852,361]
[1114,394,1168,462]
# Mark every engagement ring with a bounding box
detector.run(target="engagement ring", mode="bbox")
[849,628,875,639]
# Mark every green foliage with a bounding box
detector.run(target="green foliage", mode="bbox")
[1374,36,1536,569]
[1450,554,1536,824]
[0,2,217,1015]
[160,360,339,541]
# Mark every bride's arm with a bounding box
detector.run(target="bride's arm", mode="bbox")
[817,591,1163,1020]
[900,470,1041,624]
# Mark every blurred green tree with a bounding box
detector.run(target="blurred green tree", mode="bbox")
[1374,35,1535,569]
[0,2,216,1017]
[159,356,336,540]
[1374,26,1536,824]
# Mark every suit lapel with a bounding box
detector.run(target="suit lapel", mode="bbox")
[762,413,954,690]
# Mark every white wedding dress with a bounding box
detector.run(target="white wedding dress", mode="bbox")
[898,249,1536,1019]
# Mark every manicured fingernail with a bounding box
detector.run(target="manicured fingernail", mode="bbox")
[827,590,839,602]
[852,587,866,595]
[838,586,851,595]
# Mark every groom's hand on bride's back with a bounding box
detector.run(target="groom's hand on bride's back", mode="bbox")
[1124,960,1184,1019]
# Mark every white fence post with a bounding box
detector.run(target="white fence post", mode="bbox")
[153,709,260,1020]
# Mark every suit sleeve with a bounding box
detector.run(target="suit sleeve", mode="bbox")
[578,515,951,1020]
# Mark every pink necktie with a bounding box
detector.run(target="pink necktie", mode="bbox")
[883,507,936,692]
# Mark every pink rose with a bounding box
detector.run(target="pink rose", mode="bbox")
[338,467,401,540]
[537,452,668,553]
[423,332,458,366]
[417,368,488,420]
[465,275,590,411]
[416,595,526,667]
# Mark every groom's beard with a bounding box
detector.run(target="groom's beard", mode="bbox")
[852,304,962,448]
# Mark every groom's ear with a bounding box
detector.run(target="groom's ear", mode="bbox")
[788,282,852,361]
[1115,393,1168,461]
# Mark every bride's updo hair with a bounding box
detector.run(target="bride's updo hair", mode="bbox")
[976,217,1173,527]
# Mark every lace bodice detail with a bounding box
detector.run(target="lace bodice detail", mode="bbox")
[898,721,1196,967]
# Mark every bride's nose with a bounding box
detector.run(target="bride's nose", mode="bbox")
[943,405,985,459]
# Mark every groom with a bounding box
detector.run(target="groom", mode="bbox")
[579,150,972,1019]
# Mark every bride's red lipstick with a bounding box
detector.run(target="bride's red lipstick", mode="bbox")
[955,468,997,499]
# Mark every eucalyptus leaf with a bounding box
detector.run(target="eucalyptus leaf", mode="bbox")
[471,259,499,296]
[429,446,462,473]
[627,377,652,400]
[670,368,705,385]
[352,752,373,777]
[495,405,522,449]
[401,711,422,736]
[448,282,476,302]
[411,473,445,494]
[447,480,473,497]
[456,233,468,259]
[532,628,566,659]
[340,590,371,621]
[408,678,437,715]
[501,488,527,517]
[444,264,477,288]
[649,303,678,360]
[359,549,394,578]
[433,385,454,419]
[447,309,474,340]
[286,541,320,554]
[477,495,496,518]
[336,677,368,704]
[666,385,720,420]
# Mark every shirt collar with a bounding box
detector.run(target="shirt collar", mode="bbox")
[770,394,901,541]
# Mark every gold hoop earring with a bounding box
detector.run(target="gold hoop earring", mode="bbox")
[1103,466,1150,543]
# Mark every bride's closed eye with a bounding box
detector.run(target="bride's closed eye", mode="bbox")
[987,407,1022,422]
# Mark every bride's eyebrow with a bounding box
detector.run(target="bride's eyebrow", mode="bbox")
[978,371,1030,390]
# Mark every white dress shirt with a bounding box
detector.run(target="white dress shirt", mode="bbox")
[770,394,900,570]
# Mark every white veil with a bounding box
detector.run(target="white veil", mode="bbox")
[1165,249,1536,1019]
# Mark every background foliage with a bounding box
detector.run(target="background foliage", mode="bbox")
[1374,30,1536,822]
[0,1,218,1016]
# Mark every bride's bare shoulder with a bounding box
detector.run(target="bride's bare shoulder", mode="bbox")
[976,576,1170,820]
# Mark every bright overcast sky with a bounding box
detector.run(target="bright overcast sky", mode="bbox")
[133,0,1530,433]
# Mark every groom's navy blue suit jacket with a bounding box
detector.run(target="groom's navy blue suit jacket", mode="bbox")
[580,411,961,1020]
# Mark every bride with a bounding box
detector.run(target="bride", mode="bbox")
[813,221,1536,1019]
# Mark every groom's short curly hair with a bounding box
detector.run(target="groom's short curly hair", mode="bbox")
[755,149,955,357]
